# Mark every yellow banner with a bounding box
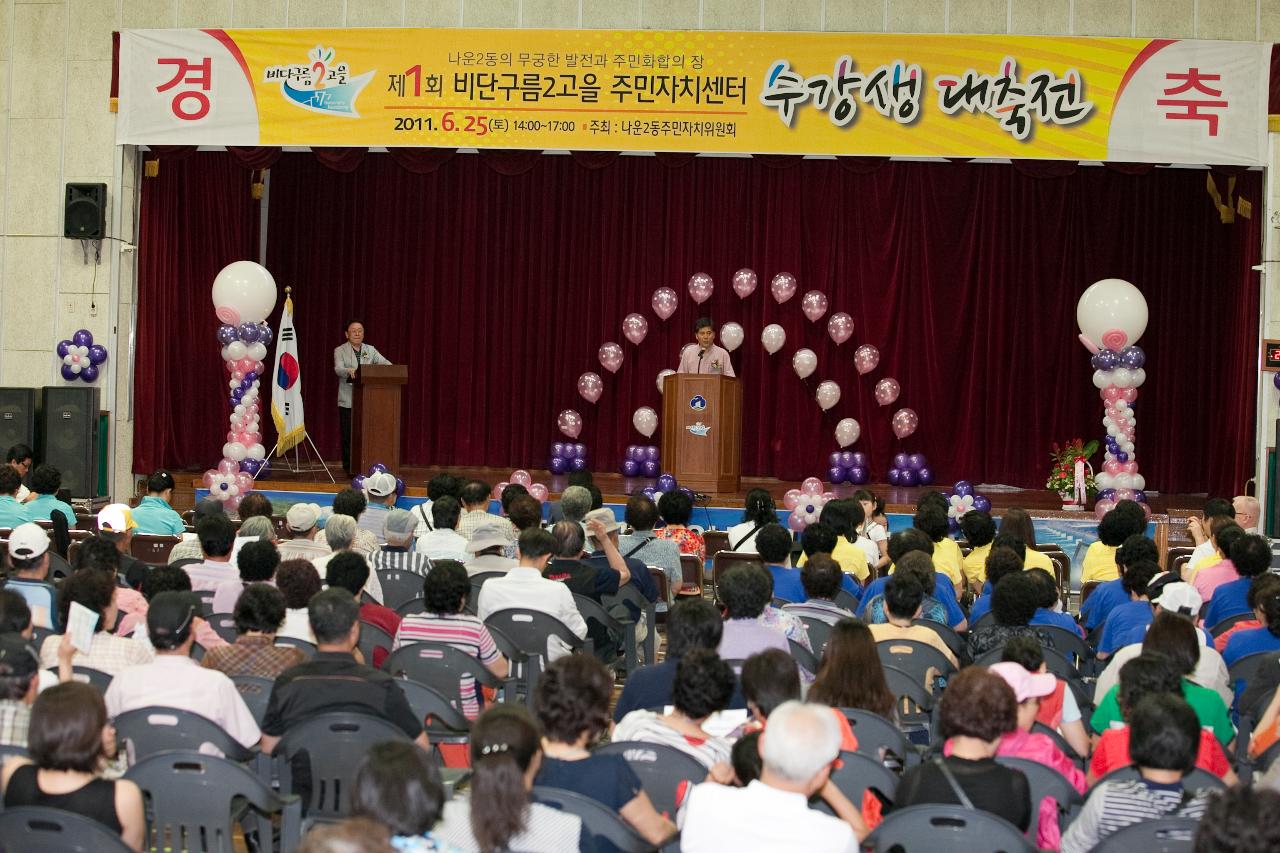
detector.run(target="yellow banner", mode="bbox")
[117,29,1270,164]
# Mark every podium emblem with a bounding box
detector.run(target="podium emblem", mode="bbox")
[686,421,711,437]
[689,395,707,411]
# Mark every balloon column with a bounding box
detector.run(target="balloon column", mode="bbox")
[549,442,589,475]
[887,453,934,487]
[203,261,278,509]
[621,444,660,478]
[1076,279,1151,519]
[828,451,870,485]
[56,329,108,382]
[783,477,834,532]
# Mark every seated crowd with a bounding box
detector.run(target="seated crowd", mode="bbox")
[0,456,1278,853]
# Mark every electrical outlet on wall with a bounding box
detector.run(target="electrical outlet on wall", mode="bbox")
[64,298,77,314]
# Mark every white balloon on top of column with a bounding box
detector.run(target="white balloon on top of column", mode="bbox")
[1077,278,1150,519]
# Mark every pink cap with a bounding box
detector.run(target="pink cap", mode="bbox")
[988,662,1058,703]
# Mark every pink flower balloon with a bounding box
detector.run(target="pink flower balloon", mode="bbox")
[557,409,583,438]
[854,345,880,375]
[891,408,919,439]
[598,342,624,373]
[529,483,549,501]
[651,287,678,320]
[801,290,829,322]
[874,378,900,406]
[688,272,713,305]
[827,312,854,345]
[801,477,824,496]
[783,488,802,510]
[770,273,797,304]
[622,313,649,345]
[510,469,533,487]
[577,372,603,403]
[732,268,758,299]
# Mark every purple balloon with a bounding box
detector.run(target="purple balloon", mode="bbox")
[645,446,660,462]
[60,364,78,381]
[953,480,973,497]
[231,390,244,403]
[1274,373,1280,392]
[549,457,568,475]
[570,457,587,472]
[1119,346,1145,369]
[829,452,843,468]
[887,468,902,486]
[238,322,261,343]
[642,460,660,477]
[351,475,366,491]
[72,329,93,347]
[56,340,72,358]
[850,452,868,468]
[1133,490,1147,503]
[917,467,935,485]
[1092,349,1119,371]
[1115,452,1128,463]
[642,486,658,501]
[628,446,645,462]
[81,364,98,383]
[838,451,855,469]
[551,442,566,459]
[621,459,640,477]
[657,473,677,493]
[906,453,926,471]
[899,468,919,487]
[1097,488,1117,500]
[87,344,108,365]
[679,487,695,500]
[259,326,274,348]
[239,459,259,475]
[828,466,847,485]
[562,444,578,460]
[244,371,258,383]
[892,453,909,470]
[256,459,271,479]
[370,463,389,475]
[574,443,587,459]
[216,325,238,345]
[395,477,406,497]
[847,466,868,485]
[949,518,961,535]
[973,495,992,513]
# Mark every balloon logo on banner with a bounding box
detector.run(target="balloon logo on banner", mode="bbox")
[204,261,277,507]
[56,329,108,383]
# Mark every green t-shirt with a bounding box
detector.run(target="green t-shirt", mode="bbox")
[1091,678,1235,746]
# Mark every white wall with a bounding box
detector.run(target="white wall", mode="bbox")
[0,0,1275,502]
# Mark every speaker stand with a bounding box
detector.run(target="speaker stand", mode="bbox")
[263,432,335,484]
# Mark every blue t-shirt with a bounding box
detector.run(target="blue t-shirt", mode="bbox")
[857,573,966,628]
[536,754,642,853]
[768,564,807,604]
[1202,577,1253,630]
[968,594,992,624]
[1098,599,1153,654]
[612,658,746,722]
[1223,626,1280,667]
[863,593,948,626]
[1031,608,1084,638]
[129,495,186,536]
[1079,578,1128,631]
[24,494,75,526]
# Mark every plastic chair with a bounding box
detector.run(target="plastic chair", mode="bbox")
[0,806,135,852]
[711,551,765,601]
[1031,722,1087,771]
[484,607,585,690]
[274,636,316,659]
[863,804,1037,853]
[678,554,704,597]
[811,750,899,817]
[832,588,859,612]
[596,740,709,817]
[205,613,238,644]
[375,569,423,611]
[876,638,956,695]
[114,705,255,764]
[1229,651,1272,696]
[1089,816,1203,853]
[971,610,995,631]
[0,742,29,762]
[273,712,415,819]
[975,644,1081,682]
[382,641,514,710]
[882,663,936,739]
[837,707,919,768]
[570,594,639,675]
[231,675,274,726]
[788,637,819,675]
[1079,581,1101,607]
[531,786,652,853]
[467,571,506,613]
[794,615,835,655]
[131,533,181,565]
[1097,764,1226,792]
[357,620,395,667]
[647,566,670,613]
[126,750,303,853]
[1210,611,1253,638]
[995,756,1084,839]
[702,529,729,562]
[196,590,216,616]
[604,583,658,665]
[393,677,472,750]
[396,598,427,617]
[44,664,113,693]
[1033,624,1092,670]
[912,618,968,664]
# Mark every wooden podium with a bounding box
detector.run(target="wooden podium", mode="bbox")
[661,373,742,494]
[351,365,408,474]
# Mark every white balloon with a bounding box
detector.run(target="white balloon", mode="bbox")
[226,341,248,361]
[720,322,745,353]
[1101,417,1114,430]
[761,324,786,355]
[247,443,266,460]
[225,484,240,497]
[835,418,860,447]
[1076,278,1149,350]
[1114,473,1132,489]
[632,406,658,438]
[1121,441,1135,453]
[223,441,248,461]
[228,380,238,390]
[212,260,278,325]
[1132,474,1146,491]
[792,348,817,379]
[221,346,233,361]
[247,342,268,362]
[815,380,841,410]
[1095,472,1113,490]
[656,369,675,393]
[234,405,246,415]
[1132,368,1146,387]
[1092,370,1108,389]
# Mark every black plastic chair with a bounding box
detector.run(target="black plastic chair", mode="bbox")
[114,705,255,764]
[572,593,639,675]
[1033,624,1093,670]
[44,665,113,693]
[1089,816,1203,853]
[0,742,29,762]
[483,608,586,695]
[230,675,274,726]
[1031,722,1087,771]
[126,750,303,853]
[482,620,536,706]
[1210,611,1253,638]
[975,644,1081,682]
[375,569,423,611]
[604,583,658,666]
[912,618,968,664]
[1097,764,1226,792]
[794,615,835,655]
[395,598,427,618]
[383,641,514,710]
[392,677,472,754]
[531,786,652,853]
[273,712,415,819]
[970,610,995,631]
[357,620,395,667]
[205,613,238,644]
[787,637,819,675]
[467,571,506,613]
[876,638,956,696]
[597,740,709,817]
[996,755,1084,840]
[0,806,134,852]
[196,590,216,616]
[863,804,1036,853]
[1228,651,1272,697]
[833,588,859,612]
[837,707,918,767]
[881,663,936,738]
[273,636,316,659]
[810,750,898,817]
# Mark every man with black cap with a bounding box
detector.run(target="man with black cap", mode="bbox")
[0,635,38,747]
[103,591,260,752]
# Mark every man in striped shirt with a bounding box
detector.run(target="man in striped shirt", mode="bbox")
[369,509,431,577]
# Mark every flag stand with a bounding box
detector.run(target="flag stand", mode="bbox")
[261,284,335,483]
[261,432,335,483]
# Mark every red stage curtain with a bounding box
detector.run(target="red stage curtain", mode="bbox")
[135,151,1260,495]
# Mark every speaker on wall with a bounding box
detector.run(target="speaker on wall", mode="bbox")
[64,183,107,240]
[39,386,100,498]
[0,388,36,456]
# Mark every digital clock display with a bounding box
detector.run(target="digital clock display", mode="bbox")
[1265,339,1280,372]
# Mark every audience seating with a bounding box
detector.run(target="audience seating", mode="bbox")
[1089,816,1201,853]
[30,625,56,650]
[1031,722,1087,771]
[273,636,316,659]
[206,613,238,644]
[646,566,669,612]
[196,590,216,616]
[483,609,584,702]
[230,675,274,726]
[702,529,729,562]
[912,618,967,663]
[1097,765,1227,792]
[811,750,899,817]
[531,786,653,853]
[832,588,859,612]
[1079,581,1101,606]
[466,571,505,613]
[0,743,29,762]
[1168,549,1194,579]
[836,708,919,768]
[395,598,427,618]
[126,750,302,853]
[1033,625,1093,671]
[130,534,180,565]
[383,641,514,708]
[795,615,834,655]
[0,806,135,853]
[995,755,1083,839]
[393,677,472,751]
[710,551,764,600]
[787,638,819,675]
[482,620,535,706]
[45,665,112,693]
[605,584,658,666]
[570,593,640,675]
[876,639,957,696]
[114,706,255,765]
[881,663,936,738]
[677,554,704,598]
[862,804,1036,853]
[597,740,708,817]
[1210,612,1253,638]
[357,620,395,667]
[375,569,422,611]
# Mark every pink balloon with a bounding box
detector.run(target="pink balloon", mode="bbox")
[732,268,758,299]
[225,494,243,512]
[687,272,713,304]
[827,312,854,345]
[1104,460,1122,475]
[854,345,880,375]
[577,372,603,404]
[234,473,254,493]
[1121,388,1138,402]
[822,491,837,502]
[557,409,583,438]
[801,290,829,322]
[510,469,533,487]
[1114,488,1136,501]
[232,370,245,382]
[783,488,802,511]
[598,342,624,373]
[217,459,238,476]
[1103,387,1123,402]
[651,287,678,320]
[202,469,217,488]
[492,481,509,499]
[1123,462,1138,475]
[770,273,797,304]
[874,378,900,406]
[1094,498,1117,519]
[529,483,549,501]
[801,476,824,496]
[788,509,808,532]
[622,313,649,345]
[891,407,919,439]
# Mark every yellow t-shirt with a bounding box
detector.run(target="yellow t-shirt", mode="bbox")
[797,537,870,583]
[931,537,966,589]
[1081,542,1120,583]
[1186,551,1222,582]
[962,542,993,588]
[1023,547,1055,576]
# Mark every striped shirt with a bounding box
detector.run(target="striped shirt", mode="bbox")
[393,614,500,719]
[1061,779,1209,853]
[0,701,30,748]
[369,548,432,577]
[612,710,732,768]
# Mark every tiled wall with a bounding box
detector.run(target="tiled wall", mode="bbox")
[0,0,1274,501]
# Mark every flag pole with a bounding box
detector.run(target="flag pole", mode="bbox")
[263,285,335,484]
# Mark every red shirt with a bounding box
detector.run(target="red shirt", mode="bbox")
[360,602,401,669]
[1091,726,1231,780]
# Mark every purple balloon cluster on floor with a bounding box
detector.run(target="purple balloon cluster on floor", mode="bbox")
[826,451,870,485]
[620,444,660,478]
[351,462,406,497]
[639,472,689,503]
[887,452,935,487]
[549,442,589,475]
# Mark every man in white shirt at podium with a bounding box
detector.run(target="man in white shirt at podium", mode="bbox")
[677,317,736,377]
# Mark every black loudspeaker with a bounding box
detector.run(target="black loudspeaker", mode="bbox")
[0,388,36,454]
[39,386,100,498]
[64,183,107,239]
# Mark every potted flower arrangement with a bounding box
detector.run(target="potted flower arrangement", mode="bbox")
[1046,439,1097,510]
